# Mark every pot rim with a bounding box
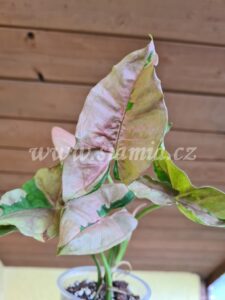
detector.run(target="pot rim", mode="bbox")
[57,265,151,300]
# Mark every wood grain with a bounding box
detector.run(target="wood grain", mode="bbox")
[0,80,225,133]
[0,0,225,46]
[0,28,225,94]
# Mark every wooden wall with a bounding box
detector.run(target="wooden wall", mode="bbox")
[0,0,225,279]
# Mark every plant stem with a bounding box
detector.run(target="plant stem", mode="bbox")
[107,248,115,267]
[113,205,160,266]
[91,255,102,288]
[114,240,129,265]
[100,253,113,300]
[107,173,114,184]
[135,204,160,220]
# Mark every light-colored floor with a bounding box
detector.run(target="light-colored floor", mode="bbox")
[1,264,202,300]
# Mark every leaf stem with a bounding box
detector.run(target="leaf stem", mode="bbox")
[107,246,118,267]
[107,173,114,184]
[135,204,160,220]
[114,240,129,265]
[100,253,113,300]
[91,255,102,288]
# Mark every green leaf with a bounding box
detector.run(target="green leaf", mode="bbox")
[177,187,225,226]
[0,166,61,241]
[113,160,121,181]
[0,225,17,237]
[0,184,51,216]
[34,164,62,205]
[153,147,225,227]
[153,147,192,193]
[126,100,134,112]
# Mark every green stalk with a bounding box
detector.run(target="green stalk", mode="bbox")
[107,173,114,184]
[100,253,113,300]
[135,204,160,220]
[114,240,129,265]
[114,205,161,265]
[91,255,102,288]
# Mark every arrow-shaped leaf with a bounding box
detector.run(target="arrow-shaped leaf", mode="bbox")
[153,147,225,227]
[0,165,61,241]
[58,184,137,255]
[62,39,168,200]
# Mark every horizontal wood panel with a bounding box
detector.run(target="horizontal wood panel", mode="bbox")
[0,80,225,133]
[0,81,87,122]
[0,28,225,94]
[0,149,224,186]
[0,173,31,192]
[1,119,225,160]
[0,0,225,46]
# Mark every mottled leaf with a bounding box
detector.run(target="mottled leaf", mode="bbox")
[0,166,61,241]
[153,147,225,227]
[52,127,75,160]
[153,147,192,193]
[63,39,167,200]
[34,164,62,205]
[62,150,112,200]
[177,187,225,226]
[58,184,136,255]
[129,176,174,206]
[0,208,57,241]
[58,209,137,255]
[0,224,17,237]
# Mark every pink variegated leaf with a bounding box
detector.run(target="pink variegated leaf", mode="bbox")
[52,127,75,160]
[57,40,167,200]
[58,184,136,255]
[58,209,137,255]
[76,40,167,184]
[129,177,174,206]
[62,150,112,200]
[0,207,57,241]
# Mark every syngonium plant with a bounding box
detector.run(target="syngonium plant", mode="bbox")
[1,39,225,299]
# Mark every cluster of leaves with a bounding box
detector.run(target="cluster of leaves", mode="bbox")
[1,39,225,260]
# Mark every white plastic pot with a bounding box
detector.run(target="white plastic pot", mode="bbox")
[57,266,151,300]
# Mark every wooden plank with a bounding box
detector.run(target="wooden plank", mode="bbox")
[0,28,225,94]
[0,81,87,122]
[0,173,31,192]
[0,148,224,185]
[0,149,55,173]
[165,131,225,161]
[166,93,225,133]
[0,119,73,148]
[0,0,225,46]
[0,119,224,160]
[178,160,225,185]
[0,80,225,133]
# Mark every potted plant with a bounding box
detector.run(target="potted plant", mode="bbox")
[0,38,225,300]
